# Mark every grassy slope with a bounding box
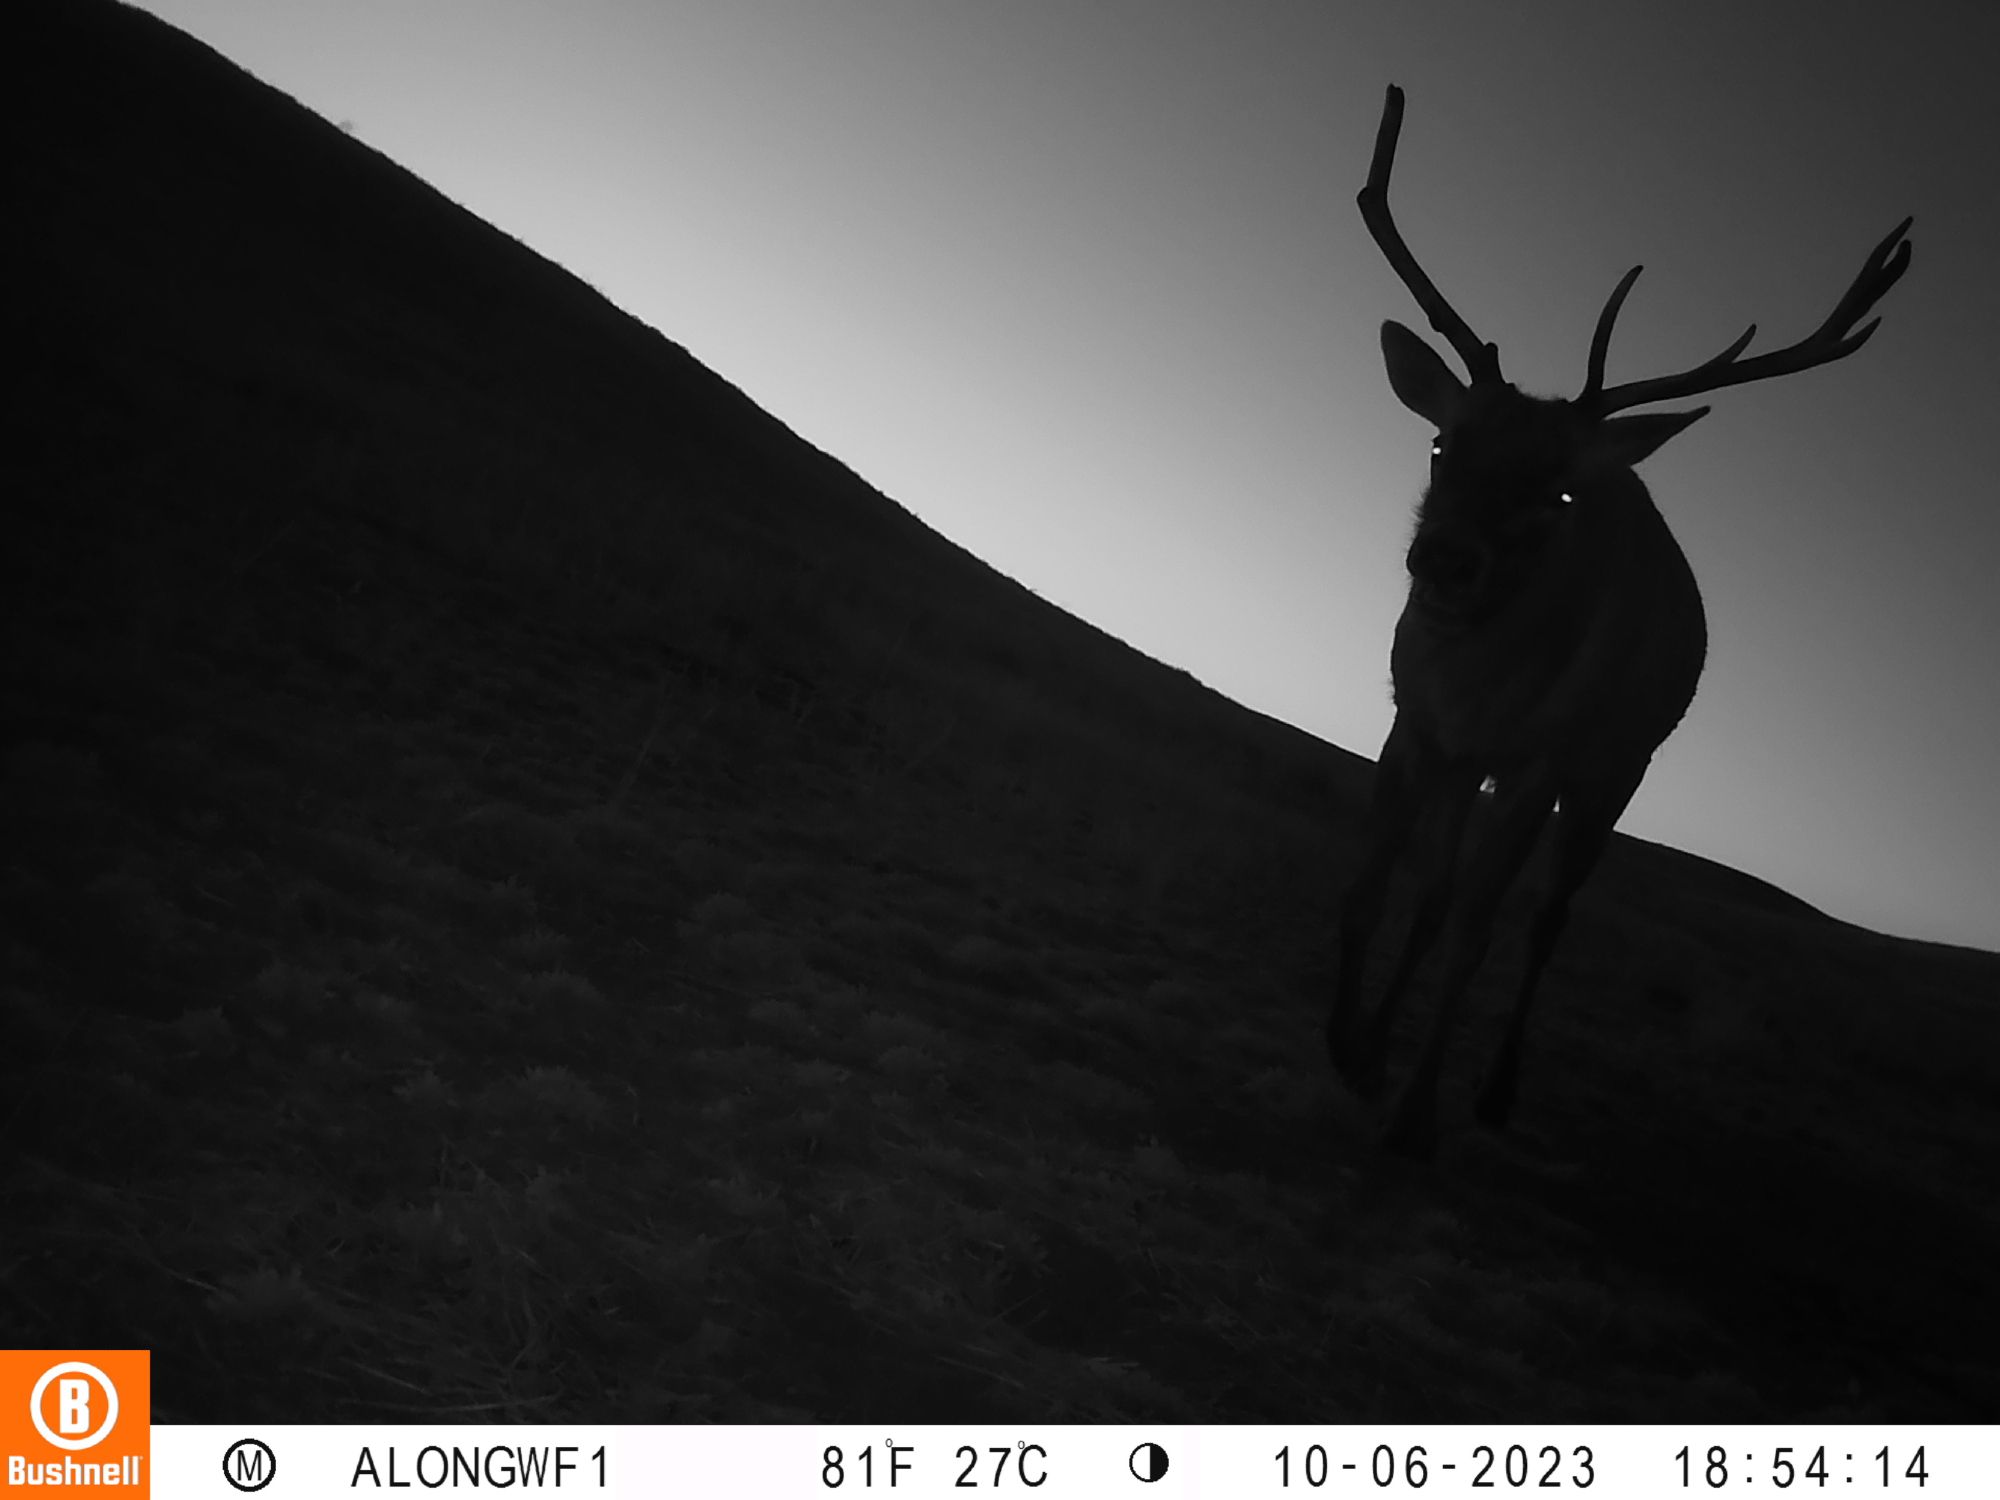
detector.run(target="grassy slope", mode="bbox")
[6,0,1997,1422]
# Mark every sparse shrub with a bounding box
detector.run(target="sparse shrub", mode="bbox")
[874,1042,944,1085]
[569,801,647,854]
[173,1006,236,1054]
[748,997,808,1030]
[250,958,329,1016]
[0,986,69,1051]
[709,928,804,980]
[517,968,605,1010]
[790,1057,849,1093]
[501,924,569,967]
[86,865,186,949]
[1043,1060,1146,1117]
[394,1066,456,1111]
[685,890,755,932]
[707,1172,784,1223]
[859,1009,946,1051]
[670,837,730,886]
[944,933,1043,994]
[450,803,580,880]
[1131,1140,1186,1186]
[350,986,419,1034]
[521,1065,609,1124]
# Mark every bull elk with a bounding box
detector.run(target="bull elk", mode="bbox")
[1330,85,1911,1159]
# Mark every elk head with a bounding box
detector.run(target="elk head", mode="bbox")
[1359,83,1911,625]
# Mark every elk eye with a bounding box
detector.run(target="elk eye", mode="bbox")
[1558,491,1574,505]
[1430,441,1443,459]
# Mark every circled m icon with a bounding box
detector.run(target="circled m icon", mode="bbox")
[223,1438,278,1493]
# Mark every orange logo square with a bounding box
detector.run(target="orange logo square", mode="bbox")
[1,1352,150,1497]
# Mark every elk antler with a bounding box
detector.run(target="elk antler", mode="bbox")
[1358,84,1503,386]
[1579,216,1913,415]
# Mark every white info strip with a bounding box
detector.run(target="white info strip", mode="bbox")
[149,1424,1998,1500]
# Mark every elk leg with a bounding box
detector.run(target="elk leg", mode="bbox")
[1474,757,1648,1130]
[1352,771,1480,1092]
[1380,768,1558,1159]
[1327,717,1436,1075]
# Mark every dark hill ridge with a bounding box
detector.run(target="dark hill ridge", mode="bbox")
[14,0,1333,784]
[7,0,1997,1423]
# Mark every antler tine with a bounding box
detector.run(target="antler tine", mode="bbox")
[1587,216,1913,416]
[1810,214,1915,342]
[1357,85,1502,385]
[1694,322,1759,370]
[1579,264,1644,403]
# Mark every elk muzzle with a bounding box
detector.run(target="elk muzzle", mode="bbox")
[1407,528,1490,609]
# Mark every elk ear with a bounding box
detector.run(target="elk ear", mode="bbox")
[1381,320,1466,427]
[1579,408,1710,476]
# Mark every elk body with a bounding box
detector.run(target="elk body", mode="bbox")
[1330,86,1911,1159]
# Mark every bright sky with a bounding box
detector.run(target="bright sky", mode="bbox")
[132,0,2000,951]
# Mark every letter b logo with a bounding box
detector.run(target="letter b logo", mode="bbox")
[30,1362,119,1450]
[59,1377,93,1435]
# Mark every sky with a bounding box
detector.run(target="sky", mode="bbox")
[130,0,2000,952]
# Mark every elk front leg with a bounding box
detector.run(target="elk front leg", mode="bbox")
[1380,765,1558,1159]
[1352,771,1480,1092]
[1328,717,1449,1081]
[1474,755,1648,1131]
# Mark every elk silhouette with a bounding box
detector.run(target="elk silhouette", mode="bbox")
[1330,85,1911,1159]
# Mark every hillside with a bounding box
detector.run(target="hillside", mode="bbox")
[7,0,1998,1422]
